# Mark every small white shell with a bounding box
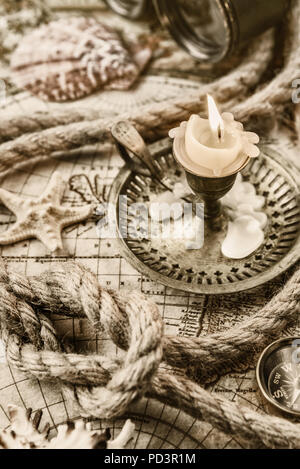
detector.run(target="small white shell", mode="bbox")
[223,178,265,212]
[238,204,268,229]
[149,192,182,222]
[222,216,265,259]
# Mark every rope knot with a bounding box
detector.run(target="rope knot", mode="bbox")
[0,262,164,419]
[0,261,300,447]
[76,289,164,418]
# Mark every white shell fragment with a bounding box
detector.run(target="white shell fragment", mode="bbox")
[106,420,135,449]
[149,192,182,222]
[3,405,48,449]
[222,173,265,211]
[0,405,135,449]
[173,181,191,200]
[236,204,268,229]
[222,216,265,259]
[221,174,267,259]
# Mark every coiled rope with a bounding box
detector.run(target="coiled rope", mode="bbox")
[0,261,299,449]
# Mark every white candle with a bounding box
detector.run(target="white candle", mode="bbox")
[169,95,260,178]
[185,95,243,173]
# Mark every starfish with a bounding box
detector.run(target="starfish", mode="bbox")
[0,172,94,252]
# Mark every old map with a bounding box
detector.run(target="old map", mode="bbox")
[0,0,299,450]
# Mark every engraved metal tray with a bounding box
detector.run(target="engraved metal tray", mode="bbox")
[109,138,300,294]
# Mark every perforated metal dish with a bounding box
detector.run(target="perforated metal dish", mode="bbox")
[109,138,300,294]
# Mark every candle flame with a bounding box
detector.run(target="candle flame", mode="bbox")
[207,94,224,141]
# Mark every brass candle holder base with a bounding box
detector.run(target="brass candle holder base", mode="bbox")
[183,158,250,231]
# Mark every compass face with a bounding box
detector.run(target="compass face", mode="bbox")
[257,338,300,416]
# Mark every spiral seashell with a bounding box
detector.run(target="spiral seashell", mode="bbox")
[10,17,153,102]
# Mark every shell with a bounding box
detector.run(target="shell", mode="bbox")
[0,405,135,449]
[221,216,265,260]
[0,0,50,63]
[10,17,153,102]
[0,171,94,252]
[221,174,267,259]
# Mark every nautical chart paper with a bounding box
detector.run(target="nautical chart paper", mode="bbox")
[0,0,299,450]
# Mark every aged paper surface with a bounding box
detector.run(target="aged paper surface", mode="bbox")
[0,0,299,449]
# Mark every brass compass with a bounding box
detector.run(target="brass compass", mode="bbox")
[257,337,300,417]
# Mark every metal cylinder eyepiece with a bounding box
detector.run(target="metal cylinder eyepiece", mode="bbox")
[153,0,290,63]
[105,0,153,20]
[105,0,290,62]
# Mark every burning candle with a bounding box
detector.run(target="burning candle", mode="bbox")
[168,96,264,258]
[170,95,260,177]
[185,95,254,175]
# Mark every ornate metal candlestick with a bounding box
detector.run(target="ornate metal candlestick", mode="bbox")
[170,104,256,230]
[175,153,250,225]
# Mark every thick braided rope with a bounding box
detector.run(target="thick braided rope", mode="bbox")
[0,261,300,448]
[0,0,298,175]
[0,27,274,145]
[0,29,274,179]
[2,261,299,386]
[164,267,300,384]
[150,372,300,449]
[0,262,164,418]
[233,0,300,121]
[2,0,300,177]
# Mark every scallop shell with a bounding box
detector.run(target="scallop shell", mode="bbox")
[10,17,153,102]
